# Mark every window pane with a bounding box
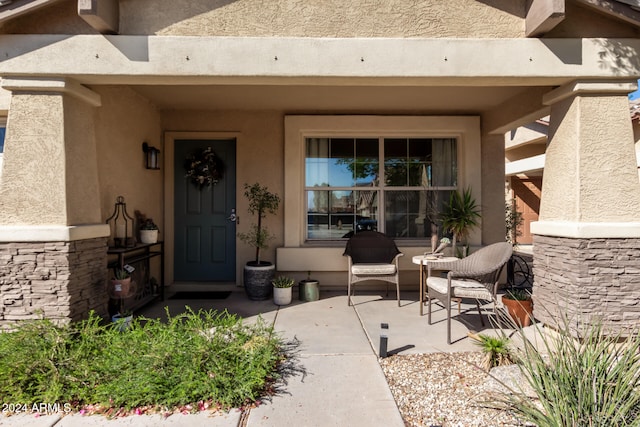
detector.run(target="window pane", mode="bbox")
[354,190,378,234]
[307,190,380,239]
[329,138,354,187]
[408,139,431,187]
[384,138,408,186]
[354,138,378,186]
[432,138,457,187]
[306,138,330,187]
[307,190,354,239]
[385,190,452,238]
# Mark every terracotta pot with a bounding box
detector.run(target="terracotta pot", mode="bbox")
[502,295,533,327]
[112,277,132,298]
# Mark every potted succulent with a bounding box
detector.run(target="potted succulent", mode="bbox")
[502,288,533,327]
[237,183,281,300]
[272,276,295,305]
[139,218,159,244]
[440,187,481,257]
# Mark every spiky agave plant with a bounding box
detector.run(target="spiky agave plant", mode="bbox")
[440,187,481,256]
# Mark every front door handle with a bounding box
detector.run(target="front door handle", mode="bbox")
[228,209,238,224]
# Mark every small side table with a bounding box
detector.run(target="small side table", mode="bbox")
[412,255,458,316]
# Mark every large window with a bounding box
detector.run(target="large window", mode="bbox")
[305,137,457,240]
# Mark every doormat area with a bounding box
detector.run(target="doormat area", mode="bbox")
[168,291,232,300]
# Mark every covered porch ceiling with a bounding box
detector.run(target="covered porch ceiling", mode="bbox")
[130,84,535,114]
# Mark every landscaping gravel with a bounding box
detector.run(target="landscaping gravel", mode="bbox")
[380,352,531,427]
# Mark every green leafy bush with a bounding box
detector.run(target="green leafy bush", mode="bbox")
[0,309,283,413]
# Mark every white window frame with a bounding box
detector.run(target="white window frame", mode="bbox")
[284,115,482,247]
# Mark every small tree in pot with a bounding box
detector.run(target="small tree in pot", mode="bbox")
[238,183,281,300]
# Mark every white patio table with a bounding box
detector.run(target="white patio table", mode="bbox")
[412,255,458,316]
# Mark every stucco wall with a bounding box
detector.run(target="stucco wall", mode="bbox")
[93,86,163,236]
[0,93,68,224]
[541,93,640,224]
[1,0,525,37]
[123,0,525,37]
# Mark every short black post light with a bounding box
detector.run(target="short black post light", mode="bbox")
[106,196,135,248]
[142,142,160,170]
[379,322,389,358]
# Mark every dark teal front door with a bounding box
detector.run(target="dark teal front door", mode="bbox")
[174,139,236,282]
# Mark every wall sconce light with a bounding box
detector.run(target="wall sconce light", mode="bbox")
[142,142,160,170]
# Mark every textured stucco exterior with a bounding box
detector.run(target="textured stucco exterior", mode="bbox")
[1,93,70,224]
[93,86,163,229]
[540,89,640,224]
[122,0,525,38]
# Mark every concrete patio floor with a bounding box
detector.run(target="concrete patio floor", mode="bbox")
[138,287,508,355]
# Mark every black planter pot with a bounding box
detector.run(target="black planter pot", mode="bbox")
[244,262,275,300]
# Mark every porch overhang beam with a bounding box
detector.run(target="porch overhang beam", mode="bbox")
[483,87,552,135]
[574,0,640,27]
[526,0,566,37]
[0,36,639,86]
[77,0,119,35]
[0,0,65,24]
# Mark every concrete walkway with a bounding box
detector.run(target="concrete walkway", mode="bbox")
[0,290,497,427]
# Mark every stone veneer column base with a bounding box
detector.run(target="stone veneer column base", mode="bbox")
[533,234,640,336]
[0,237,109,328]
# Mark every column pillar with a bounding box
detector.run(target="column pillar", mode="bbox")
[531,79,640,334]
[0,77,110,325]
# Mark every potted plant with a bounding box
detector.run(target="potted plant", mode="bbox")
[502,288,533,327]
[272,276,295,305]
[139,218,159,244]
[237,183,281,300]
[111,268,132,298]
[110,268,134,330]
[299,271,320,302]
[440,187,481,257]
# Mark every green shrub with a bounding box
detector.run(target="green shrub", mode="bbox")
[0,309,283,413]
[494,318,640,426]
[470,332,514,371]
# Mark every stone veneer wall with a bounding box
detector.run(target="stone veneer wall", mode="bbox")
[0,237,109,327]
[533,235,640,335]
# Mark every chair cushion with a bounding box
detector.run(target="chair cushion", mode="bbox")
[351,263,397,275]
[426,277,492,300]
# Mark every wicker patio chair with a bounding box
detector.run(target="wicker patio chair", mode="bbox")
[343,231,403,306]
[426,242,512,344]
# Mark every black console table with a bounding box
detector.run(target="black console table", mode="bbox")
[107,242,164,313]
